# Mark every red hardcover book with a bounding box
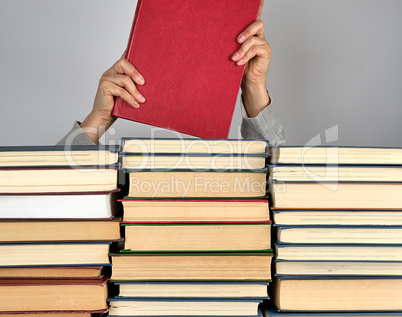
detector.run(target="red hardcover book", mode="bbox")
[112,0,262,139]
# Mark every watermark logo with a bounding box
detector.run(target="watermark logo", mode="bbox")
[301,124,339,191]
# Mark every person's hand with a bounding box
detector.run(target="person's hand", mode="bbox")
[80,55,146,144]
[233,20,271,88]
[231,3,272,118]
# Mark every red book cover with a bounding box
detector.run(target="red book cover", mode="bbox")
[112,0,262,139]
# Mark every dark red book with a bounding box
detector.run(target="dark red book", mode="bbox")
[112,0,262,139]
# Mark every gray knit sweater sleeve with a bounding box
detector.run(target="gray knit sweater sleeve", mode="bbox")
[56,121,96,146]
[240,100,285,147]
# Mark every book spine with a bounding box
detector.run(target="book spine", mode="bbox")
[112,0,144,117]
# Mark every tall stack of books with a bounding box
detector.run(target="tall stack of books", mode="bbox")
[109,138,273,317]
[269,146,402,312]
[0,145,121,315]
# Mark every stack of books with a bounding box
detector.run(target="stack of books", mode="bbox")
[0,145,121,315]
[109,138,273,317]
[269,146,402,312]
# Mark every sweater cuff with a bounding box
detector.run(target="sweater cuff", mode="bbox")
[56,121,96,146]
[240,96,285,147]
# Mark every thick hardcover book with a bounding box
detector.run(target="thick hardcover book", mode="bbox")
[113,281,269,299]
[0,166,118,194]
[110,251,272,281]
[0,266,105,279]
[0,311,108,317]
[274,260,402,277]
[272,276,402,311]
[270,146,402,165]
[122,222,271,251]
[120,198,269,222]
[275,225,402,245]
[274,242,402,261]
[272,209,402,226]
[263,307,402,316]
[0,145,119,168]
[109,297,263,317]
[0,278,108,312]
[0,190,119,219]
[112,0,262,139]
[121,138,269,154]
[121,153,269,171]
[271,181,402,210]
[0,242,111,267]
[126,169,268,198]
[271,165,402,182]
[0,218,121,243]
[120,138,269,171]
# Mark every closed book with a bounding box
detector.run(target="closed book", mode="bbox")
[109,297,263,317]
[272,209,402,226]
[0,145,118,168]
[0,218,121,243]
[0,167,118,194]
[274,260,402,277]
[110,252,272,281]
[263,307,402,316]
[112,0,262,139]
[121,138,269,154]
[120,199,269,222]
[122,153,268,171]
[114,281,269,299]
[0,311,108,317]
[0,191,119,220]
[271,182,402,210]
[274,242,402,261]
[0,242,111,267]
[121,138,269,170]
[127,170,267,198]
[271,165,402,182]
[0,266,105,279]
[275,225,402,245]
[122,222,271,251]
[270,146,402,165]
[0,278,108,312]
[273,276,402,311]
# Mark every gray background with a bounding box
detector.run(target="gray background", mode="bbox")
[0,0,401,146]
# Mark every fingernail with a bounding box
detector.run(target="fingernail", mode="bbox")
[238,35,246,43]
[138,95,146,102]
[237,59,244,65]
[133,101,140,108]
[138,77,145,85]
[232,52,240,61]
